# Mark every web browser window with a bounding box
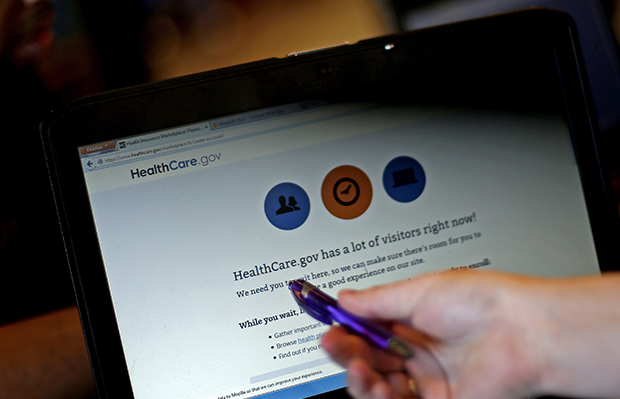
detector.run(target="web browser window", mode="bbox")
[79,100,599,399]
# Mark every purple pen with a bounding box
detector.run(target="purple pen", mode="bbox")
[288,279,413,358]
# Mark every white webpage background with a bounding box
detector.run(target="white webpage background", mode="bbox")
[86,105,599,399]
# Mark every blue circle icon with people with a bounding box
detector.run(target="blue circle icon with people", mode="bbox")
[264,182,310,230]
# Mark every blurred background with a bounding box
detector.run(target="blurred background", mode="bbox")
[11,0,620,124]
[5,0,620,128]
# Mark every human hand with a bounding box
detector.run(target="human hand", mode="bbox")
[321,271,555,399]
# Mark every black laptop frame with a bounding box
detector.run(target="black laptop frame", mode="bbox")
[41,9,619,398]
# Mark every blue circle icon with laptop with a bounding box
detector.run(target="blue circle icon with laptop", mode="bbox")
[382,156,426,203]
[265,182,310,230]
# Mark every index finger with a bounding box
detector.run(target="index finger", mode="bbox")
[338,274,436,321]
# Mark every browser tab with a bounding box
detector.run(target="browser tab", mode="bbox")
[79,141,117,156]
[211,104,301,130]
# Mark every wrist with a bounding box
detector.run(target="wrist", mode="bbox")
[530,274,620,398]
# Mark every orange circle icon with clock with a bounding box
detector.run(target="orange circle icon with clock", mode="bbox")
[321,165,372,219]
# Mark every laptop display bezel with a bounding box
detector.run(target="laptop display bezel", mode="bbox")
[41,9,619,398]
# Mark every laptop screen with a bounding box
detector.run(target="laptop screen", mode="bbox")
[78,98,600,399]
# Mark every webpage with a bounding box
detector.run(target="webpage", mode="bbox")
[80,101,600,399]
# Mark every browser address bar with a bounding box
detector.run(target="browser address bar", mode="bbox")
[96,133,226,167]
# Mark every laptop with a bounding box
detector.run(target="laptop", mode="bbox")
[41,9,619,399]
